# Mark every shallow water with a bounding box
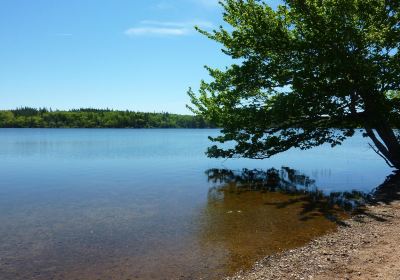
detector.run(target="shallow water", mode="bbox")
[0,129,393,279]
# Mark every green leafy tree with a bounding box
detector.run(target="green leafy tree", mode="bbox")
[0,111,15,127]
[188,0,400,169]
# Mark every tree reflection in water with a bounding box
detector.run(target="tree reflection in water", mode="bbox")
[206,167,373,214]
[198,167,399,277]
[198,167,348,277]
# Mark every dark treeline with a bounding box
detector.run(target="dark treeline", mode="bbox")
[0,107,215,128]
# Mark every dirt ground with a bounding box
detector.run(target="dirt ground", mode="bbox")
[228,175,400,280]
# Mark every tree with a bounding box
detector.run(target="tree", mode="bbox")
[188,0,400,169]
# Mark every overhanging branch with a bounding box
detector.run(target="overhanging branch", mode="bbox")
[368,143,395,168]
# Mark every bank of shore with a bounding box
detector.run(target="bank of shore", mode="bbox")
[228,175,400,280]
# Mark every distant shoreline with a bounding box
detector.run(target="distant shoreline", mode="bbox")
[0,127,217,129]
[0,107,216,129]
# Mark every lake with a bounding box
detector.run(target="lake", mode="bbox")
[0,129,393,280]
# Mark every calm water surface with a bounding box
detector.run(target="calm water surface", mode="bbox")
[0,129,393,280]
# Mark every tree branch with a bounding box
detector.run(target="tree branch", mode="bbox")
[368,143,395,168]
[365,128,395,168]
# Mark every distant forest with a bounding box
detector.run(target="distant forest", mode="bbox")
[0,107,215,128]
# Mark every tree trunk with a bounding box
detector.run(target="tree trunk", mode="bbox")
[365,126,400,170]
[361,95,400,170]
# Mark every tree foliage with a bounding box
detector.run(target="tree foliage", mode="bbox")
[0,107,213,129]
[189,0,400,169]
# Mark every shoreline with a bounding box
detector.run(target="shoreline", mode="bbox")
[227,175,400,280]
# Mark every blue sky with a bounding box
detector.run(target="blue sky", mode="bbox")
[0,0,279,114]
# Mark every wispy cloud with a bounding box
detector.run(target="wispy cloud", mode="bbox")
[124,20,213,37]
[140,20,214,29]
[125,27,188,36]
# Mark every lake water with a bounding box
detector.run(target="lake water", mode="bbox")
[0,129,394,280]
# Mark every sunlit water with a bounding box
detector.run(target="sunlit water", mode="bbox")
[0,129,393,280]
